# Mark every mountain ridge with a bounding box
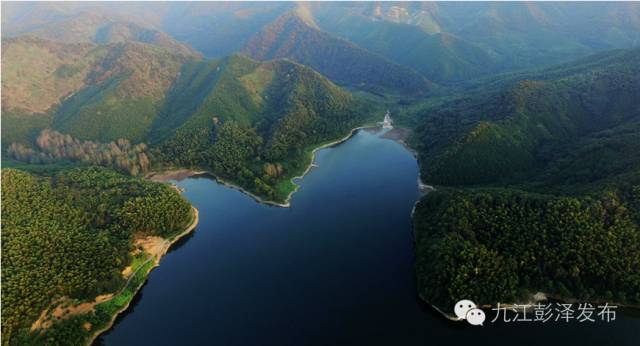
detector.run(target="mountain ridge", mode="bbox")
[242,11,433,95]
[2,10,199,57]
[409,47,640,312]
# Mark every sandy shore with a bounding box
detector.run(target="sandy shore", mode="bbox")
[148,168,294,207]
[381,127,411,141]
[86,206,199,345]
[146,169,207,182]
[381,127,435,193]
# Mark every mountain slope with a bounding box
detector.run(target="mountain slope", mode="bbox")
[52,41,194,142]
[310,8,502,83]
[1,37,195,143]
[242,12,432,95]
[2,9,198,57]
[412,48,640,187]
[2,37,374,202]
[156,54,373,201]
[408,49,640,312]
[1,36,100,114]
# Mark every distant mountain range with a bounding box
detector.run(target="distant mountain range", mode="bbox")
[241,11,432,95]
[2,3,640,343]
[2,35,372,202]
[3,0,639,201]
[3,2,639,84]
[2,10,198,56]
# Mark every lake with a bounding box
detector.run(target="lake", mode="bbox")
[98,129,639,346]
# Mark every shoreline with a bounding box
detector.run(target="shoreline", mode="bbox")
[279,125,374,206]
[86,206,199,345]
[147,123,436,208]
[381,127,435,193]
[147,125,374,208]
[147,124,453,324]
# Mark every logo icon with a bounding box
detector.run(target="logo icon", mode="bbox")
[466,308,485,326]
[454,299,485,326]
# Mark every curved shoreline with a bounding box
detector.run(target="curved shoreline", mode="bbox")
[87,206,199,345]
[278,125,373,207]
[147,125,374,208]
[147,125,452,324]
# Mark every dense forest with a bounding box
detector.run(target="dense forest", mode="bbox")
[309,11,501,83]
[3,3,640,339]
[2,37,376,203]
[155,55,374,202]
[409,48,640,312]
[414,187,640,310]
[1,168,192,345]
[241,11,433,95]
[408,48,640,187]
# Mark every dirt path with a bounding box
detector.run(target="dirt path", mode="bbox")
[29,207,200,343]
[86,206,199,345]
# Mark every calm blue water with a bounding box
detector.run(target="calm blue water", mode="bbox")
[99,129,639,346]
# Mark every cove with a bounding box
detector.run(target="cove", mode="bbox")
[98,129,639,346]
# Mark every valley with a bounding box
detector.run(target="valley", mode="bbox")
[1,2,639,345]
[100,129,640,346]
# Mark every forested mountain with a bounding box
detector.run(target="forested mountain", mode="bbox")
[2,2,640,338]
[410,48,640,187]
[308,5,502,83]
[1,168,193,344]
[312,2,640,73]
[1,10,198,57]
[414,186,640,311]
[409,48,640,311]
[1,37,196,144]
[2,36,373,202]
[4,2,638,84]
[242,11,432,95]
[155,54,373,202]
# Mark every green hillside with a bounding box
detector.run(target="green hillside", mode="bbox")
[409,48,640,311]
[52,41,194,142]
[155,54,375,202]
[2,37,375,203]
[1,168,192,345]
[312,11,502,83]
[241,11,433,95]
[2,38,195,143]
[414,186,640,310]
[1,37,102,114]
[411,48,640,186]
[2,10,198,57]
